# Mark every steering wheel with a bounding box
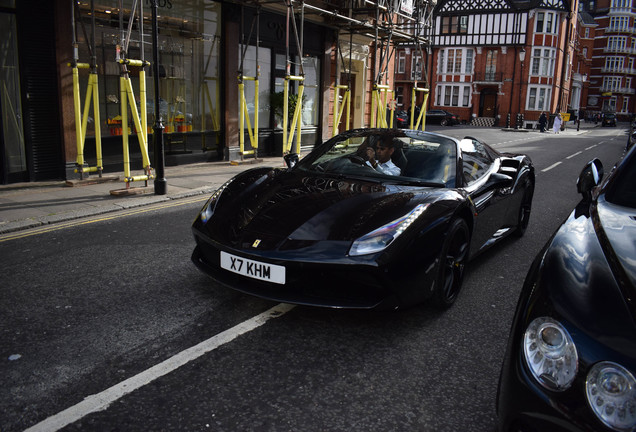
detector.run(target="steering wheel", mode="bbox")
[346,154,368,166]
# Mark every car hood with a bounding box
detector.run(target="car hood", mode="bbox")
[541,198,636,355]
[202,168,454,250]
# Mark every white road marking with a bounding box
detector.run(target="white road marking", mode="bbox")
[541,161,562,173]
[566,151,583,159]
[24,303,296,432]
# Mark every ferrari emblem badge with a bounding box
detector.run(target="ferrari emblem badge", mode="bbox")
[252,239,261,248]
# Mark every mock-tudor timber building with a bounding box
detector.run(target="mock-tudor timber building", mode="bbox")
[397,0,586,129]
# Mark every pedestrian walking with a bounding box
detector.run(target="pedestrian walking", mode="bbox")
[553,113,562,134]
[538,112,547,132]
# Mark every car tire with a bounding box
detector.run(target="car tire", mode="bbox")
[440,119,448,126]
[514,182,534,238]
[433,218,470,309]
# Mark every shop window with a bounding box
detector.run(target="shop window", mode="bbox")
[239,46,272,129]
[75,0,223,137]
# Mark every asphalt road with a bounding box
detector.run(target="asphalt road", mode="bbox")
[0,125,629,432]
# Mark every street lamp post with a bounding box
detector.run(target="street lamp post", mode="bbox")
[516,48,526,129]
[151,0,167,195]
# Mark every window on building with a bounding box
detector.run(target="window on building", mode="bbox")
[611,0,630,9]
[585,28,590,38]
[546,13,553,33]
[536,12,544,33]
[242,46,272,129]
[465,49,473,73]
[622,97,630,113]
[436,84,471,107]
[531,47,556,76]
[605,56,624,72]
[462,87,470,106]
[535,11,557,34]
[412,54,422,80]
[610,16,629,31]
[603,76,622,92]
[608,36,628,51]
[397,51,406,74]
[439,48,472,74]
[485,50,497,80]
[396,86,404,106]
[526,86,552,111]
[582,47,588,58]
[441,15,469,34]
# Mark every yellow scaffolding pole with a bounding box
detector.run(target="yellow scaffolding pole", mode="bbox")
[372,84,392,128]
[283,74,304,155]
[118,58,153,185]
[238,73,259,159]
[333,84,351,136]
[70,62,103,177]
[410,86,430,130]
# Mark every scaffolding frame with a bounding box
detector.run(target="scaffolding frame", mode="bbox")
[116,0,153,187]
[70,0,103,180]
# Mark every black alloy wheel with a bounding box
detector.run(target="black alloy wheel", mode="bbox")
[440,118,448,126]
[514,182,534,237]
[434,218,470,308]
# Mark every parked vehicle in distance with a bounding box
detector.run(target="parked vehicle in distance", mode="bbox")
[394,109,409,128]
[497,145,636,432]
[602,112,617,127]
[425,109,461,126]
[192,128,534,311]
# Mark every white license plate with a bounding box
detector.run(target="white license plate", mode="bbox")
[220,251,286,285]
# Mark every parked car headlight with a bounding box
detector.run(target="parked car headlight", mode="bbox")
[523,317,578,391]
[586,362,636,431]
[349,203,429,256]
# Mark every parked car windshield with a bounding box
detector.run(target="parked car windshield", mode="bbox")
[606,153,636,208]
[296,130,457,187]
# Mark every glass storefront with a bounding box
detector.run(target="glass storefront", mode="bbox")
[0,10,26,183]
[75,0,222,141]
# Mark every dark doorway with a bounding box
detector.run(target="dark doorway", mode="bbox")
[479,89,497,118]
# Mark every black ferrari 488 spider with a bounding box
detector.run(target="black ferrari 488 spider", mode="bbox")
[192,128,534,310]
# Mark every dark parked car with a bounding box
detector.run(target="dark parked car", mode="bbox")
[602,112,617,127]
[394,109,409,128]
[425,109,461,126]
[192,128,534,310]
[497,145,636,432]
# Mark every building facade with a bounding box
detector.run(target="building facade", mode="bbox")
[1,0,633,185]
[583,0,636,121]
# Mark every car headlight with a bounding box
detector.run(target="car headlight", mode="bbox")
[200,179,233,223]
[523,317,578,391]
[349,203,429,256]
[586,362,636,431]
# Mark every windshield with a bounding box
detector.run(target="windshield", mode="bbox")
[296,130,457,187]
[606,151,636,208]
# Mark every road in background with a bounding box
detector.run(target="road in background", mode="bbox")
[1,126,629,431]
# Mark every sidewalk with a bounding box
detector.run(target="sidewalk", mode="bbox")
[0,155,290,235]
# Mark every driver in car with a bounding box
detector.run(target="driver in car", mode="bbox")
[365,137,401,176]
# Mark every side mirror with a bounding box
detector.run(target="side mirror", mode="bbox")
[576,159,604,201]
[284,153,299,169]
[487,172,513,189]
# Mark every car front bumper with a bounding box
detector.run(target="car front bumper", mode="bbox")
[190,226,441,310]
